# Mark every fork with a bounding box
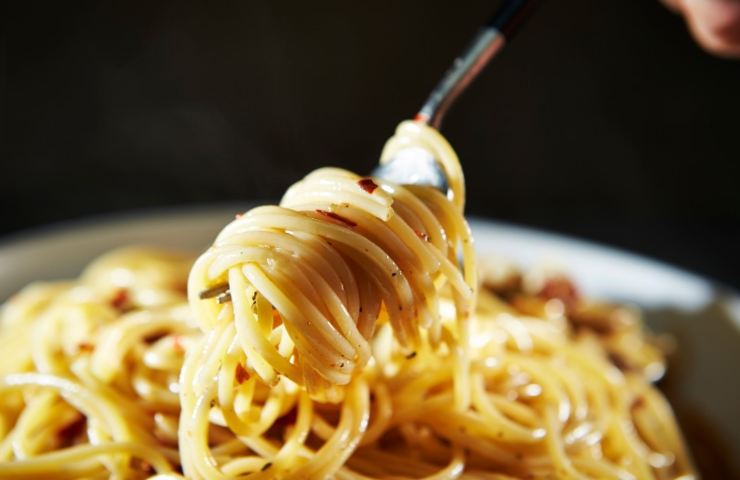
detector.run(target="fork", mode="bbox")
[373,0,542,193]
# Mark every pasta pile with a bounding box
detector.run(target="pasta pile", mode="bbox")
[0,249,196,478]
[0,121,695,479]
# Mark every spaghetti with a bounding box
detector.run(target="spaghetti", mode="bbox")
[0,121,695,479]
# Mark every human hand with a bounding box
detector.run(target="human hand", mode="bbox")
[663,0,740,57]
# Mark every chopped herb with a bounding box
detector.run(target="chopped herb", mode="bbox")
[199,283,229,300]
[216,292,232,304]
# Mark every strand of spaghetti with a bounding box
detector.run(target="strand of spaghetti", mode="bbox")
[379,121,466,210]
[12,401,78,459]
[0,391,57,460]
[291,379,369,478]
[178,322,234,479]
[542,405,588,480]
[91,309,192,382]
[0,373,134,442]
[471,374,545,443]
[0,442,172,477]
[241,263,355,385]
[230,272,300,383]
[635,380,695,473]
[359,382,392,445]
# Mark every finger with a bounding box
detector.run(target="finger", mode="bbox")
[674,0,740,57]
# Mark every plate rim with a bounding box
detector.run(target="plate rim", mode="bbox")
[1,203,736,298]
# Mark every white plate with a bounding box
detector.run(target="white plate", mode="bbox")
[1,205,738,474]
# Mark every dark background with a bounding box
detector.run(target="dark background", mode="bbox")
[2,0,739,288]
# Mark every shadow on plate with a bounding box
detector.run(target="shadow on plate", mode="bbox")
[647,296,740,478]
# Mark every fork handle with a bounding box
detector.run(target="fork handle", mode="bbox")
[416,0,543,129]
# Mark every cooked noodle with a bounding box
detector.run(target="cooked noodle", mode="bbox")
[0,121,695,479]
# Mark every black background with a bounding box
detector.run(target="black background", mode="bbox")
[2,0,739,288]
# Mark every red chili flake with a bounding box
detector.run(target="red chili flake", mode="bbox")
[272,310,283,328]
[315,209,357,227]
[537,277,580,310]
[77,343,94,353]
[414,112,429,123]
[235,363,250,384]
[172,335,184,353]
[357,178,379,194]
[110,289,130,310]
[414,230,430,241]
[235,213,244,219]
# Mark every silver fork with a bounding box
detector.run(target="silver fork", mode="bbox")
[373,0,542,193]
